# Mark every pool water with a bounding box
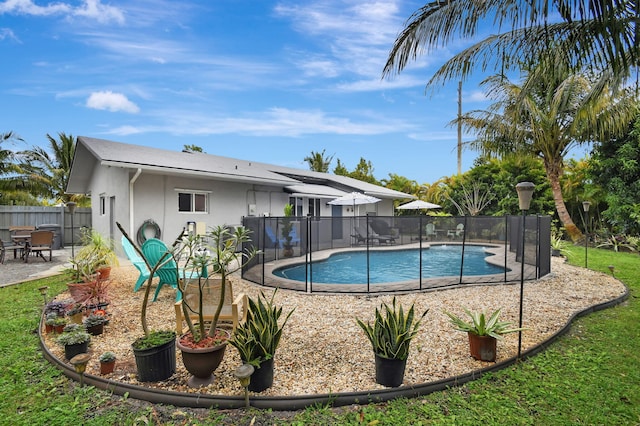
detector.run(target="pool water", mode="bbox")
[273,245,506,284]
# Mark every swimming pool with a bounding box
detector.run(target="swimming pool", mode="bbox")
[273,245,507,284]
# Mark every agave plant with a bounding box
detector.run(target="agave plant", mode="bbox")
[356,297,428,360]
[444,308,523,340]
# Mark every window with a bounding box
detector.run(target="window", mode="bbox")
[99,195,106,216]
[178,191,208,213]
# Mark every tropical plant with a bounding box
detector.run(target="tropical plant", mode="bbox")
[17,132,88,205]
[457,51,636,241]
[177,225,259,344]
[383,1,638,97]
[280,204,294,248]
[229,290,295,367]
[445,308,523,340]
[551,234,570,257]
[304,149,334,172]
[99,351,116,363]
[56,324,91,346]
[596,235,638,253]
[356,297,428,360]
[72,228,119,276]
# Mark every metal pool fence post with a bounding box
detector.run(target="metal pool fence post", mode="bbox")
[419,216,423,291]
[306,216,312,293]
[458,216,468,284]
[366,214,370,293]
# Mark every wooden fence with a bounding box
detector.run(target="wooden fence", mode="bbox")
[0,206,92,247]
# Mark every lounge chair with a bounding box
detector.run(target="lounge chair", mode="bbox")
[265,226,280,248]
[369,219,396,244]
[121,235,157,292]
[174,277,248,334]
[25,230,54,263]
[141,238,200,301]
[352,226,379,245]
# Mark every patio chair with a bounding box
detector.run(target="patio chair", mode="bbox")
[121,235,157,292]
[265,226,280,248]
[0,238,25,263]
[25,230,53,263]
[141,238,200,301]
[368,224,395,245]
[174,277,248,334]
[425,223,437,240]
[447,223,465,240]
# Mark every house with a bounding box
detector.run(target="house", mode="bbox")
[66,137,414,248]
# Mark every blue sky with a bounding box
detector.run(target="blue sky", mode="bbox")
[1,0,496,184]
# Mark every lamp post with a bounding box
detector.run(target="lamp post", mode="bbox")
[66,202,77,260]
[582,201,591,268]
[515,182,535,359]
[233,364,254,409]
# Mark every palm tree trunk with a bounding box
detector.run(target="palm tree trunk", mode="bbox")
[545,158,583,242]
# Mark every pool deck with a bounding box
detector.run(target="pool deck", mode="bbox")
[244,242,539,293]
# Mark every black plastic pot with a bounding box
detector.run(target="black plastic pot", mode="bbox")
[374,354,406,387]
[249,358,274,392]
[64,341,89,360]
[132,337,176,382]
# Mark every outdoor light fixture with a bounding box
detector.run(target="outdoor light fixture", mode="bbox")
[583,201,591,268]
[66,202,77,260]
[233,364,254,408]
[515,182,535,359]
[38,286,49,305]
[608,265,615,277]
[69,353,91,387]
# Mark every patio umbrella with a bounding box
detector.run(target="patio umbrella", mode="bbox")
[328,192,381,217]
[396,200,441,210]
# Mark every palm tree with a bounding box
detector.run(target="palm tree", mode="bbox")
[383,1,639,93]
[458,53,636,241]
[18,132,86,205]
[304,149,334,172]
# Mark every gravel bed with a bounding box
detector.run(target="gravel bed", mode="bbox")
[41,257,626,397]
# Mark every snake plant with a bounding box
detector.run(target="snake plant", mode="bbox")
[229,289,295,367]
[356,297,428,360]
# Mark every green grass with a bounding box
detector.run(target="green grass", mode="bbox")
[1,247,638,425]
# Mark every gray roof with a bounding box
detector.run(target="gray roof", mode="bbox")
[67,136,414,200]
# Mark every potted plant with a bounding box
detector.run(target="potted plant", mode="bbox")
[45,312,67,334]
[445,308,524,362]
[57,323,91,360]
[84,313,107,336]
[98,351,116,375]
[356,297,428,387]
[176,225,259,387]
[229,289,294,392]
[118,222,180,382]
[280,204,295,257]
[551,233,569,257]
[67,304,84,324]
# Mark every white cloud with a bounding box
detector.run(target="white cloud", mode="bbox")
[86,91,139,113]
[106,106,413,138]
[0,27,18,41]
[73,0,124,24]
[0,0,124,24]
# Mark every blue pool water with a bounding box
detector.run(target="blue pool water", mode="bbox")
[273,245,506,284]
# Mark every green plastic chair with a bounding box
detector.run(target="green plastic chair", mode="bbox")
[141,238,199,301]
[121,235,157,292]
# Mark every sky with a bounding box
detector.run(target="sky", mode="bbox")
[1,0,499,185]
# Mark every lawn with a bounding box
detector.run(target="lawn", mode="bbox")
[0,246,638,425]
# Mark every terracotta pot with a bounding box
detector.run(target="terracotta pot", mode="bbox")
[53,324,65,334]
[467,332,497,362]
[100,360,116,375]
[177,330,230,388]
[45,324,54,333]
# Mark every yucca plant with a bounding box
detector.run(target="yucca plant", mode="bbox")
[229,289,295,367]
[444,308,523,340]
[356,297,428,360]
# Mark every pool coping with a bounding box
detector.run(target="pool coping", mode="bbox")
[40,278,630,410]
[252,242,536,293]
